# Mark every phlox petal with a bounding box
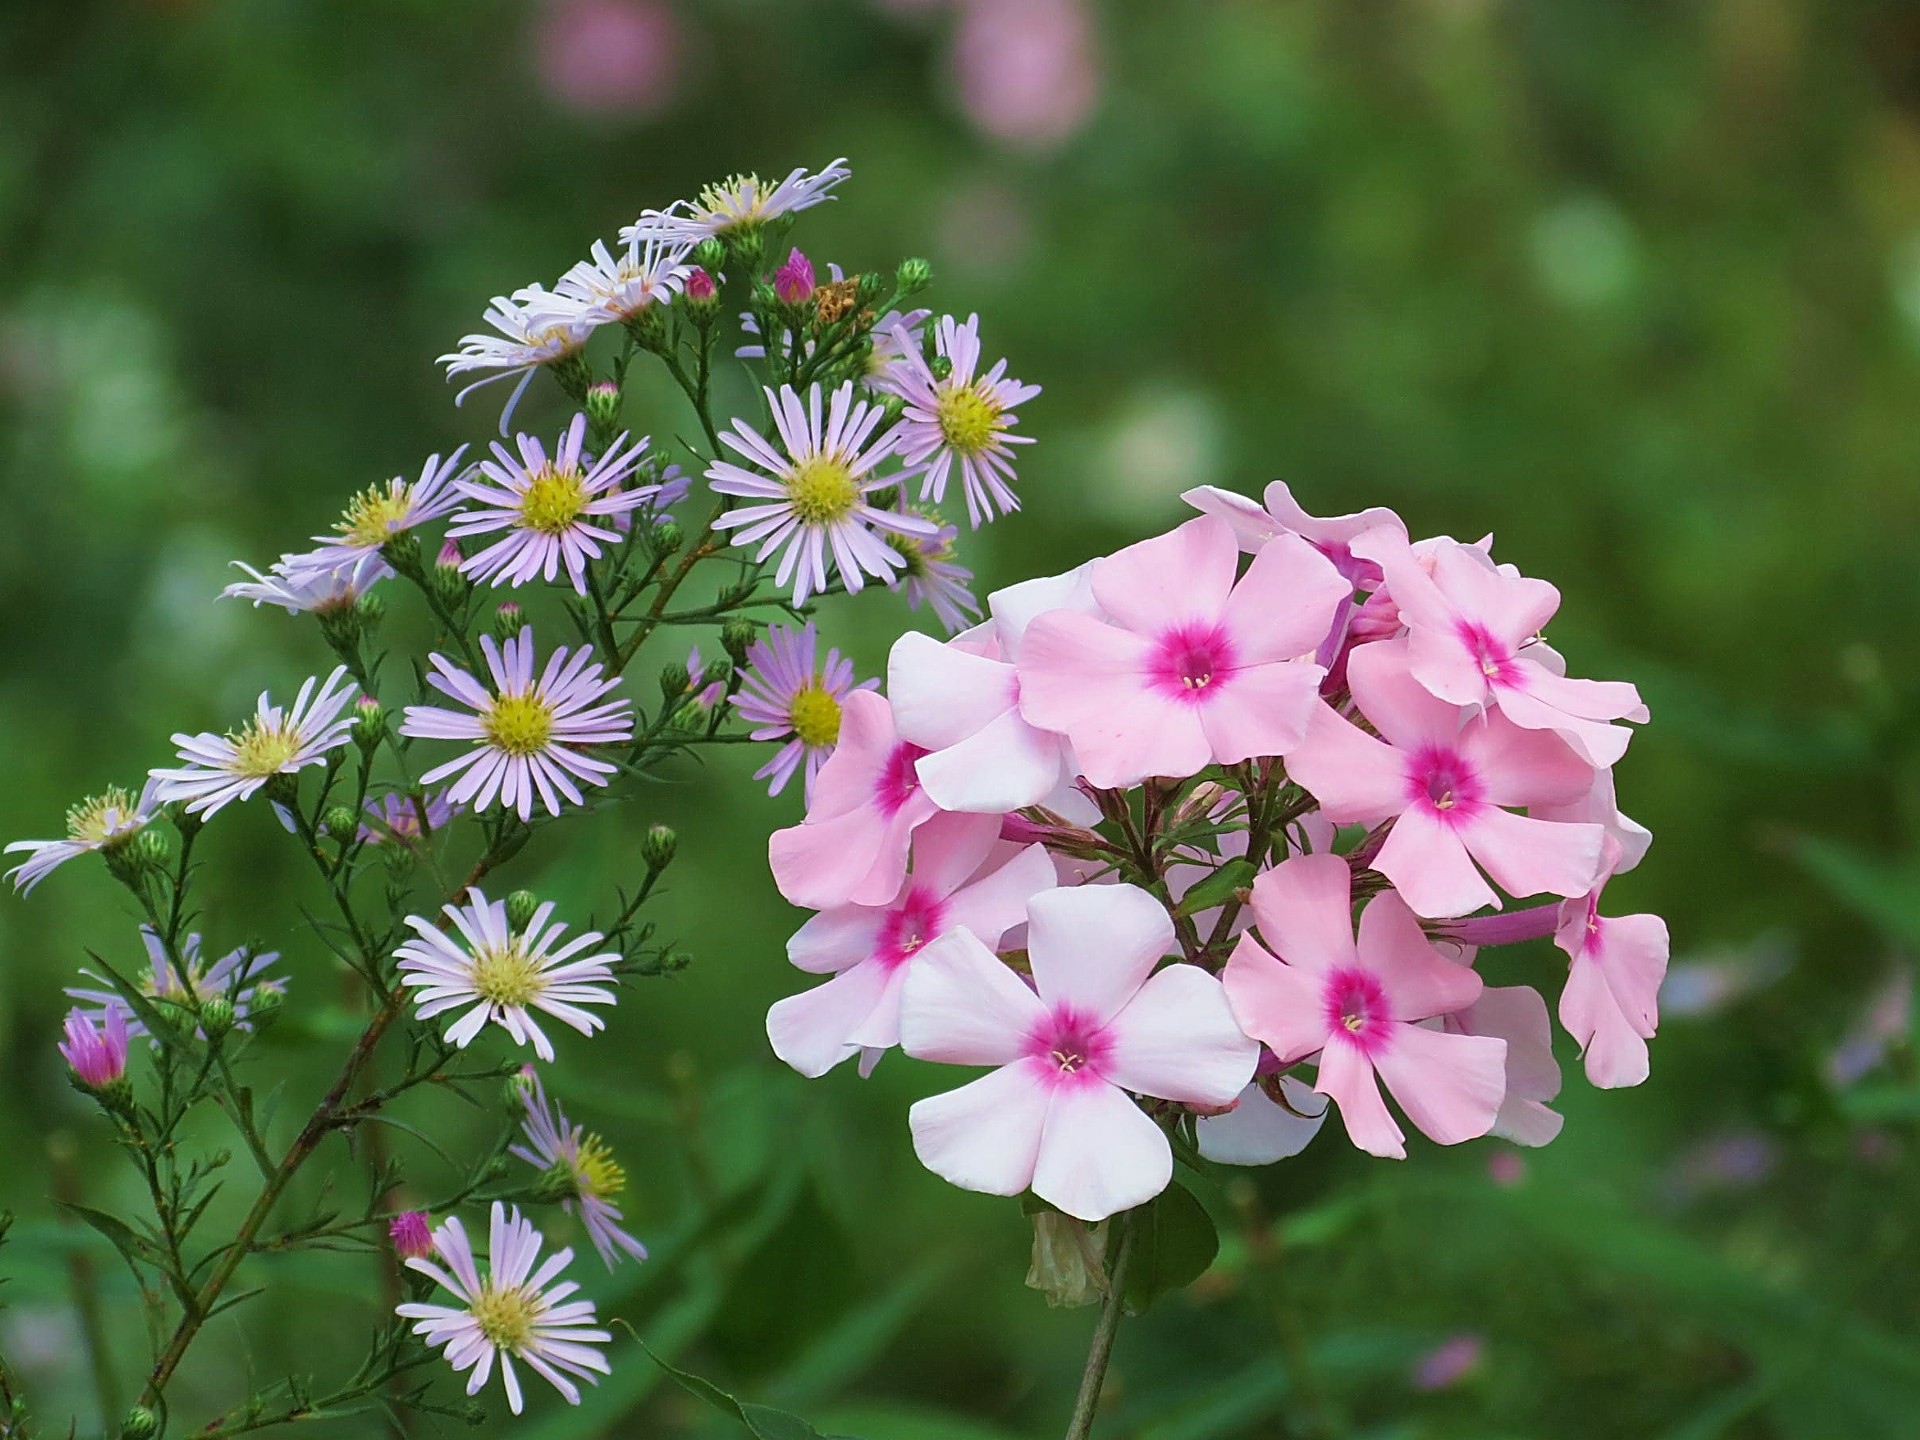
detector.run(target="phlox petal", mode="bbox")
[1223,933,1330,1064]
[908,1063,1049,1198]
[1088,516,1238,636]
[1317,1040,1407,1159]
[1196,1078,1328,1165]
[767,961,896,1078]
[1371,1023,1507,1147]
[1026,884,1173,1024]
[1032,1080,1173,1223]
[1245,854,1358,976]
[898,928,1046,1066]
[1355,891,1483,1022]
[1103,964,1258,1106]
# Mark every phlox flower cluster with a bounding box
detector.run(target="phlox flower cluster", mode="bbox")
[762,480,1667,1224]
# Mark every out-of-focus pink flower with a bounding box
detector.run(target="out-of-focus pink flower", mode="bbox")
[1487,1150,1527,1187]
[1827,967,1912,1089]
[533,0,683,119]
[949,0,1101,152]
[773,249,816,306]
[1411,1333,1485,1391]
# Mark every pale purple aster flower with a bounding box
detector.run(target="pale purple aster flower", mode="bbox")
[358,790,458,846]
[555,234,692,326]
[284,448,470,580]
[622,158,851,246]
[6,780,160,894]
[396,1203,611,1414]
[390,1211,434,1260]
[449,414,656,593]
[59,1005,129,1089]
[394,888,619,1061]
[706,382,936,604]
[400,629,632,821]
[222,551,387,614]
[510,1070,648,1268]
[149,667,358,817]
[439,285,597,435]
[886,313,1041,527]
[68,926,283,1041]
[886,519,980,634]
[731,621,875,799]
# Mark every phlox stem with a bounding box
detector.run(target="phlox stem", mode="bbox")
[1063,1214,1135,1440]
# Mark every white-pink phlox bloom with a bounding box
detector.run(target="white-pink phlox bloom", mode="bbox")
[1443,982,1564,1147]
[1555,836,1669,1088]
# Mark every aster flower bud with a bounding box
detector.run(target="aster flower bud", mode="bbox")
[436,537,465,572]
[585,380,623,434]
[855,269,887,307]
[773,247,816,306]
[200,995,236,1040]
[692,237,726,272]
[659,664,689,704]
[652,520,684,557]
[897,256,932,295]
[625,301,668,352]
[1026,1211,1109,1308]
[389,1210,433,1260]
[121,1405,160,1440]
[248,981,285,1031]
[641,823,677,873]
[60,1006,129,1094]
[721,616,757,664]
[352,696,386,750]
[728,225,766,274]
[355,590,385,636]
[322,805,359,840]
[699,658,731,692]
[505,1063,537,1110]
[504,889,540,934]
[664,949,693,974]
[667,700,705,733]
[489,602,523,643]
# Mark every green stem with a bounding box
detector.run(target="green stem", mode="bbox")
[1064,1217,1135,1440]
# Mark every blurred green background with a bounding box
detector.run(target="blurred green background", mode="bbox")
[3,0,1919,1436]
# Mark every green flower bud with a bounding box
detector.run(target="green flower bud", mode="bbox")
[641,823,678,872]
[856,269,888,307]
[322,806,359,840]
[667,700,705,733]
[699,658,731,692]
[200,996,236,1040]
[585,380,623,433]
[728,226,766,274]
[930,354,954,382]
[897,256,933,296]
[1025,1211,1109,1308]
[692,237,727,272]
[652,520,684,557]
[624,303,668,352]
[659,664,689,704]
[721,616,757,663]
[352,696,386,750]
[248,982,285,1031]
[505,890,540,933]
[505,1064,536,1111]
[121,1405,160,1439]
[490,602,524,642]
[664,949,694,974]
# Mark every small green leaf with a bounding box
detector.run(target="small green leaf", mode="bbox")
[60,1202,162,1267]
[636,1342,860,1440]
[1172,858,1257,918]
[1123,1182,1219,1314]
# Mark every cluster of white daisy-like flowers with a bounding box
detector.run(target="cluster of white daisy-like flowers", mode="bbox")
[4,158,1048,1435]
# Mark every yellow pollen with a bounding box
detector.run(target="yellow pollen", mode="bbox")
[471,1285,539,1352]
[575,1134,626,1199]
[484,693,556,757]
[470,941,545,1009]
[785,457,859,525]
[788,685,843,749]
[1343,1013,1366,1033]
[228,718,303,779]
[936,385,1003,453]
[337,484,413,548]
[518,464,591,535]
[698,174,766,227]
[1052,1048,1086,1073]
[66,788,140,847]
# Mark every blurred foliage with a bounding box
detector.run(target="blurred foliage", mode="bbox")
[2,0,1919,1436]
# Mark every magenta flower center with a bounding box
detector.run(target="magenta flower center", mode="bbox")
[1323,968,1390,1050]
[1026,1006,1114,1087]
[874,741,928,818]
[1150,623,1237,703]
[1407,745,1485,820]
[877,887,948,970]
[1457,621,1517,686]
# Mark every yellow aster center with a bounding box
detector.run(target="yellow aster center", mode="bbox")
[698,174,766,229]
[575,1134,626,1199]
[470,940,545,1009]
[788,685,843,749]
[519,464,590,535]
[484,693,556,757]
[337,484,413,548]
[228,718,303,779]
[786,457,859,525]
[936,385,1003,454]
[66,788,140,847]
[471,1285,539,1352]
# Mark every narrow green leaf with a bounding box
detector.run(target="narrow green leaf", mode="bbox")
[1172,858,1257,918]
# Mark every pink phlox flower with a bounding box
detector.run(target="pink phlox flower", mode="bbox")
[888,563,1099,815]
[1182,480,1405,586]
[768,812,1054,1078]
[1018,516,1347,789]
[1196,1067,1328,1166]
[450,415,656,594]
[1287,638,1606,918]
[886,313,1040,527]
[59,1004,129,1088]
[899,882,1258,1220]
[767,690,941,908]
[1223,854,1507,1159]
[1555,835,1669,1088]
[1354,529,1647,766]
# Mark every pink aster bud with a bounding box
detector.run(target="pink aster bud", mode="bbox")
[436,537,464,570]
[773,247,815,306]
[683,265,717,302]
[389,1210,433,1260]
[59,1006,128,1090]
